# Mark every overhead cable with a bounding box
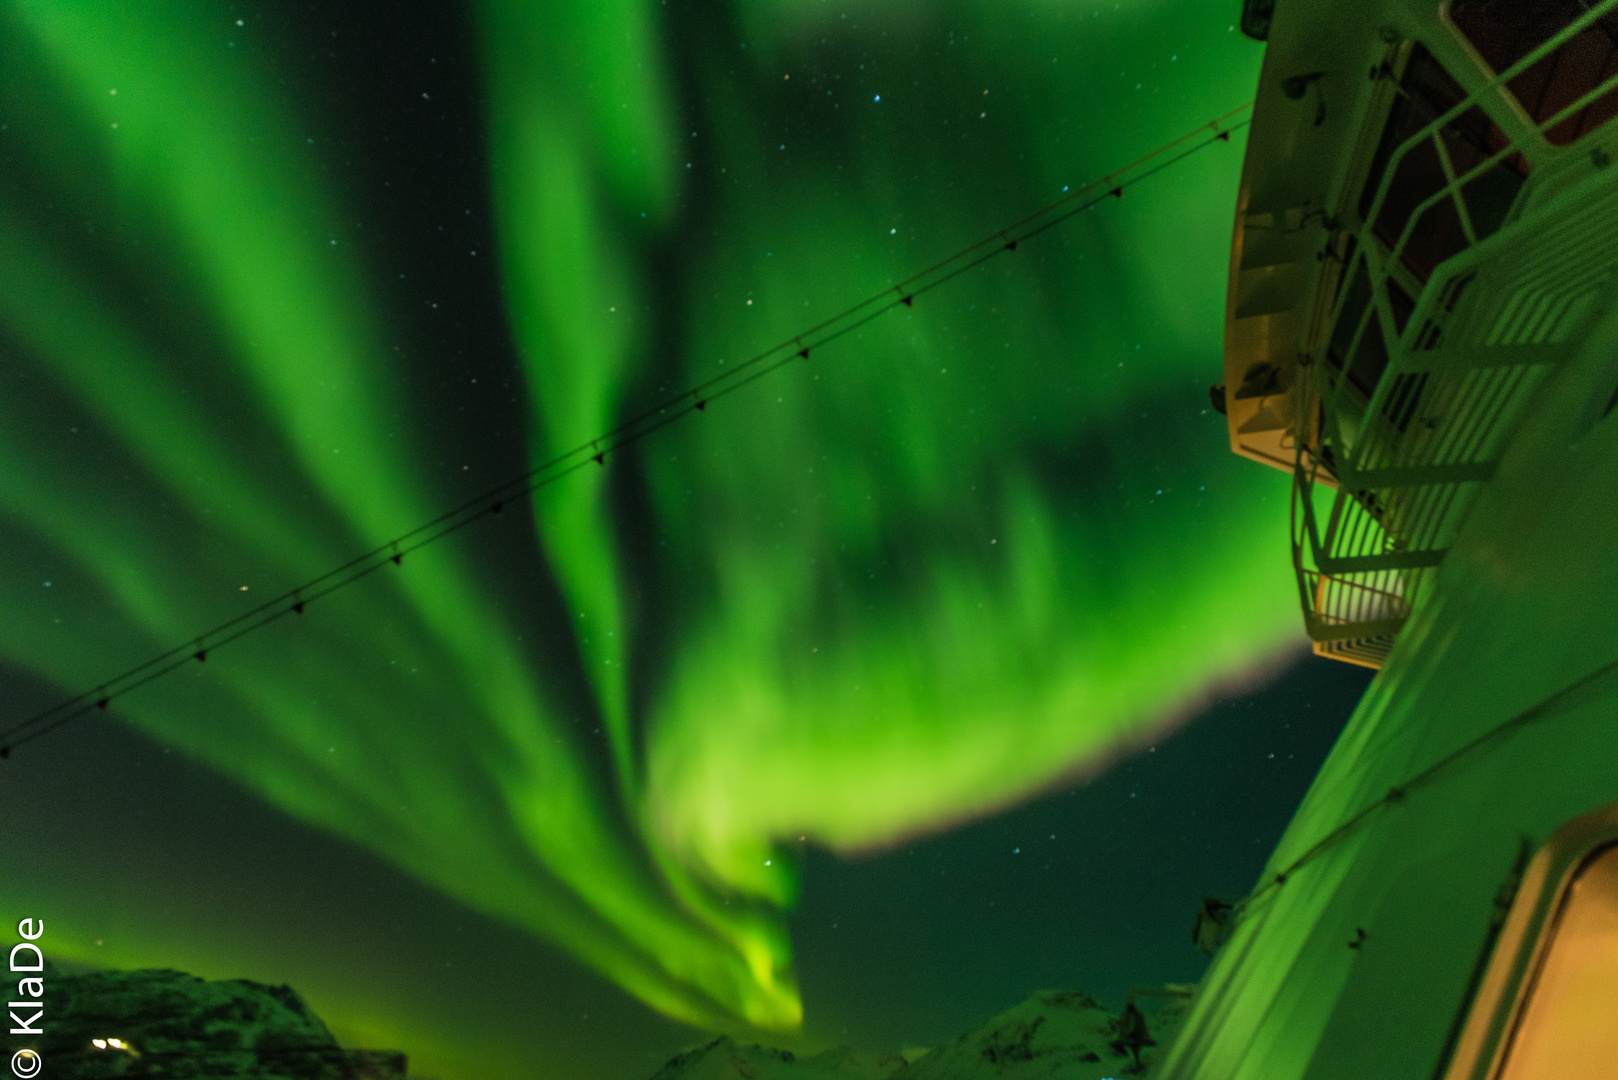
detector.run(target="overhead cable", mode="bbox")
[0,103,1253,757]
[1230,649,1618,918]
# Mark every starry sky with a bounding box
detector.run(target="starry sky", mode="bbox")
[0,1,1372,1077]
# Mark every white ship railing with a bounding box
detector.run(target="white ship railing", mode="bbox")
[1293,0,1618,667]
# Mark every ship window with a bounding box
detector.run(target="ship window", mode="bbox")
[1449,1,1618,146]
[1326,262,1411,399]
[1359,44,1528,283]
[1326,261,1393,398]
[1387,278,1416,337]
[1327,261,1373,371]
[1494,843,1618,1079]
[1441,803,1618,1080]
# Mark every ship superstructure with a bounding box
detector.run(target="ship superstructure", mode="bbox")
[1169,3,1618,1079]
[1219,0,1618,666]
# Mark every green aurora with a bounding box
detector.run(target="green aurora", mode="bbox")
[0,1,1292,1075]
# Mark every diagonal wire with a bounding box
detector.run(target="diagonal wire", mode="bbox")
[0,104,1252,757]
[1227,649,1618,921]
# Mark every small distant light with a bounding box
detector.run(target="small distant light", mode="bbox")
[107,1039,124,1049]
[92,1040,107,1050]
[874,94,880,102]
[239,585,249,591]
[765,859,772,866]
[890,228,896,234]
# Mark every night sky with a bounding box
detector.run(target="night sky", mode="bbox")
[0,653,1370,1078]
[0,2,1373,1078]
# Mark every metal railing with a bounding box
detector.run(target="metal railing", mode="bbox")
[1292,0,1618,667]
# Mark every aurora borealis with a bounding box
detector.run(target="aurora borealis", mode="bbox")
[0,2,1314,1077]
